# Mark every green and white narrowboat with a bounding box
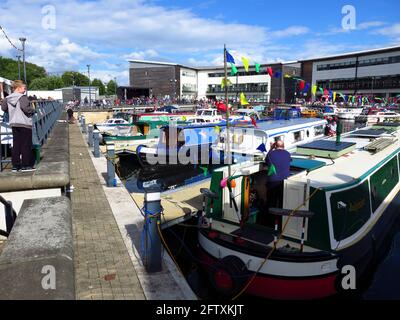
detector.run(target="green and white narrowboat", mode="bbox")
[197,123,400,299]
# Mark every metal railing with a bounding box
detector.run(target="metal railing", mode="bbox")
[0,100,63,172]
[0,195,16,238]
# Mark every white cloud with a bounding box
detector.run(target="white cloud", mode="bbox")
[375,23,400,37]
[358,21,386,30]
[123,49,159,61]
[270,26,309,38]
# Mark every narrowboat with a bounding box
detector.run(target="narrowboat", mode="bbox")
[211,118,327,164]
[197,122,400,299]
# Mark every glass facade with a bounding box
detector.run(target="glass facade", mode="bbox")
[316,55,400,71]
[207,83,268,93]
[317,75,400,91]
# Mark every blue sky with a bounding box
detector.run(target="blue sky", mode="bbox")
[0,0,399,85]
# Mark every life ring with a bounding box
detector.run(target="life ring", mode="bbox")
[209,255,250,297]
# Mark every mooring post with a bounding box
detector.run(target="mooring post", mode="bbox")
[88,124,94,147]
[106,143,116,187]
[5,201,15,234]
[143,187,162,273]
[82,116,86,133]
[93,130,100,158]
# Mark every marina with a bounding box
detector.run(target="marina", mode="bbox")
[0,1,400,305]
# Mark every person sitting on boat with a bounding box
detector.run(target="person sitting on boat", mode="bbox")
[258,140,291,226]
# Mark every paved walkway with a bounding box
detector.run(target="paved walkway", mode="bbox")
[70,123,145,300]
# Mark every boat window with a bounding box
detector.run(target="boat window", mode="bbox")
[293,131,304,142]
[274,135,284,143]
[314,125,324,136]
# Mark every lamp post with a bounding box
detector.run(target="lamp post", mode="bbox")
[19,37,27,91]
[16,55,21,80]
[87,64,91,108]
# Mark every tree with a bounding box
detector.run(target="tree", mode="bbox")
[29,76,64,90]
[61,71,89,87]
[106,80,117,96]
[91,78,106,96]
[0,56,47,86]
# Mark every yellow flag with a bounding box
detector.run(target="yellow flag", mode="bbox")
[333,92,337,102]
[214,126,221,133]
[240,93,249,106]
[221,78,232,89]
[242,57,249,72]
[284,74,291,78]
[312,85,317,96]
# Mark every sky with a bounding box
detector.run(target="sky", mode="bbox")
[0,0,399,86]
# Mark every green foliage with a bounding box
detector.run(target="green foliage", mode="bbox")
[0,56,46,85]
[30,76,64,90]
[61,71,90,87]
[91,78,106,95]
[106,80,117,96]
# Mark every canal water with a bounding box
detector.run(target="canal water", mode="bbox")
[118,120,400,300]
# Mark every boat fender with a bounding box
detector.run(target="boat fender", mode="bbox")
[136,145,146,167]
[209,255,250,297]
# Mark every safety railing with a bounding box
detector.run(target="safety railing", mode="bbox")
[0,195,16,238]
[0,100,63,172]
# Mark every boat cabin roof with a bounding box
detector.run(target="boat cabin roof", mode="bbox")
[231,118,326,133]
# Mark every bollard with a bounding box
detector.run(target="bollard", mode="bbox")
[5,201,15,234]
[143,190,162,273]
[93,130,100,158]
[88,124,94,147]
[82,116,86,133]
[106,143,116,187]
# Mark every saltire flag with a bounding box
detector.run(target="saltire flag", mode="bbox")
[255,63,261,73]
[240,92,249,105]
[256,143,267,153]
[267,67,273,77]
[231,63,238,76]
[226,50,235,64]
[242,57,249,72]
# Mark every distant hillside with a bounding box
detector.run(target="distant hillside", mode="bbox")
[0,56,47,86]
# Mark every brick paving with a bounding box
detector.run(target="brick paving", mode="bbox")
[70,123,145,300]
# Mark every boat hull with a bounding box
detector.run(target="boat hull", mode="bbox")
[197,189,400,300]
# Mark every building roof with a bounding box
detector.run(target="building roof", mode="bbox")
[300,45,400,63]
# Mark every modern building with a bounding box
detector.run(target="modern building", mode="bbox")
[301,45,400,99]
[128,60,301,103]
[58,86,99,103]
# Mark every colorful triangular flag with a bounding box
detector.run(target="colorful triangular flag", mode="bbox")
[242,57,249,72]
[240,92,249,106]
[226,50,235,64]
[231,63,238,76]
[255,63,261,73]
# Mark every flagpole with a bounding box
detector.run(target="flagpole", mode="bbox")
[224,44,232,178]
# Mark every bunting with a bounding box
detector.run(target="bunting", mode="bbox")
[226,50,235,64]
[231,63,238,76]
[221,78,232,89]
[299,81,306,91]
[255,63,261,73]
[312,85,317,96]
[303,83,310,93]
[242,57,249,72]
[333,92,337,102]
[274,71,282,78]
[267,67,273,77]
[240,92,249,106]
